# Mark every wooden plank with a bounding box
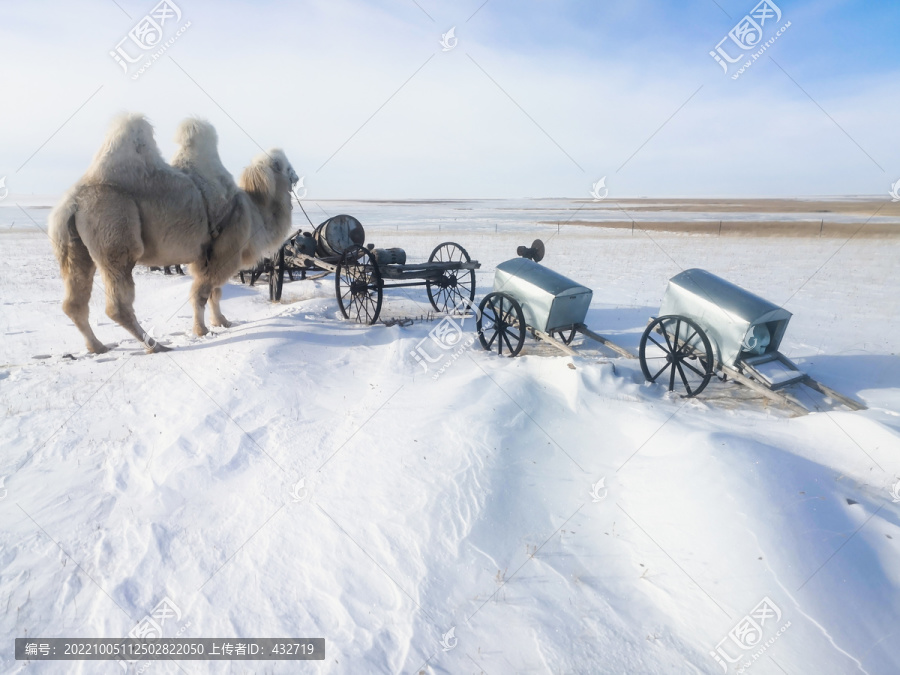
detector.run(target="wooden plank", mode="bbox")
[292,252,480,279]
[768,352,866,410]
[379,267,440,281]
[364,261,481,281]
[387,261,481,272]
[740,358,807,390]
[292,253,338,273]
[767,374,808,390]
[533,329,579,357]
[576,325,636,359]
[802,378,867,411]
[721,365,809,416]
[740,353,778,366]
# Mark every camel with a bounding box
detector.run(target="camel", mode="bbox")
[48,113,297,353]
[170,116,298,336]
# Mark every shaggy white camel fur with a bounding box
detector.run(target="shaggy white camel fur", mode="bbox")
[48,113,297,352]
[171,118,239,237]
[172,116,299,335]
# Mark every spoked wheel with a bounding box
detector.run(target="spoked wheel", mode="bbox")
[336,245,383,324]
[549,325,577,345]
[426,242,476,314]
[477,292,526,357]
[249,262,266,286]
[269,247,286,302]
[639,315,715,397]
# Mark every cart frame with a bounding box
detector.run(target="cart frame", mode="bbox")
[261,233,481,325]
[475,252,865,416]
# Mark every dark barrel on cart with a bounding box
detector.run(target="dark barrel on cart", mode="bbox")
[315,214,366,258]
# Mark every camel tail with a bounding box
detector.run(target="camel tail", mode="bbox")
[48,189,80,273]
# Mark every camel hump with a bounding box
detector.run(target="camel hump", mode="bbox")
[84,113,167,187]
[96,113,163,164]
[172,117,239,228]
[174,117,218,150]
[171,117,229,181]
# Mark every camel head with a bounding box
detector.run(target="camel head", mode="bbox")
[271,148,300,187]
[237,149,299,261]
[238,148,299,206]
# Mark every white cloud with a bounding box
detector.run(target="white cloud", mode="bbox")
[1,0,897,198]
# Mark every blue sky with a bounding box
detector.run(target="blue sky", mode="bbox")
[0,0,897,198]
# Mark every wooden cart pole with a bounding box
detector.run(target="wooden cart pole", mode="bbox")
[576,325,637,359]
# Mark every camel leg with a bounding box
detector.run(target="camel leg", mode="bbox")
[99,263,170,353]
[189,272,213,336]
[208,286,232,328]
[61,236,108,354]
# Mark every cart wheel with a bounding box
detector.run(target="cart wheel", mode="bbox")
[477,292,526,357]
[639,315,714,397]
[269,247,286,302]
[336,245,383,324]
[426,242,476,314]
[250,264,264,287]
[549,326,577,345]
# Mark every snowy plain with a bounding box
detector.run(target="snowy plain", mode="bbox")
[2,198,900,674]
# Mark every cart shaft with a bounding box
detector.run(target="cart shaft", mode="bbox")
[576,325,637,359]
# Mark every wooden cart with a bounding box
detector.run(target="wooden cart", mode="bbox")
[252,214,480,325]
[477,243,866,415]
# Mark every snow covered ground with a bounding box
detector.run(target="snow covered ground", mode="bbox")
[2,198,899,674]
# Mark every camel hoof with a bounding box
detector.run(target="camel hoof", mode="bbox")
[194,325,209,337]
[211,318,232,328]
[147,341,172,354]
[89,343,110,354]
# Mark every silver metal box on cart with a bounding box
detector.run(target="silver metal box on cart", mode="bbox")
[659,268,792,368]
[493,258,593,333]
[477,243,866,414]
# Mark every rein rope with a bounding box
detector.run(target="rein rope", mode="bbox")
[292,189,315,229]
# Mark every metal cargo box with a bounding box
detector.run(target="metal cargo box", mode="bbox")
[659,268,791,367]
[493,258,593,333]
